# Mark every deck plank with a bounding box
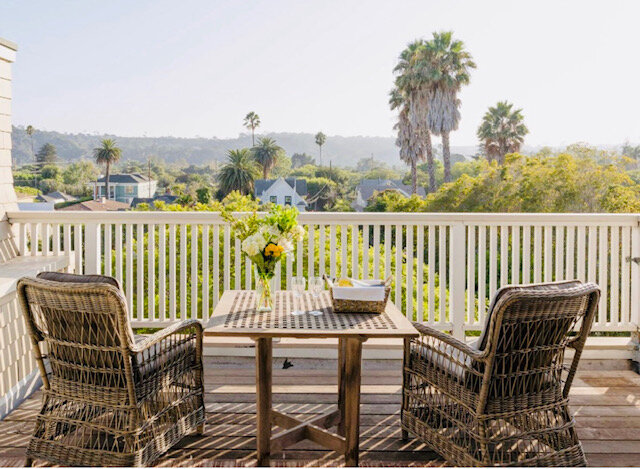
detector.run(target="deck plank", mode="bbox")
[1,358,639,467]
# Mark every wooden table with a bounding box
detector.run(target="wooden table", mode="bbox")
[205,290,418,467]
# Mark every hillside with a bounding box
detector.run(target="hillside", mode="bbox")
[11,126,479,167]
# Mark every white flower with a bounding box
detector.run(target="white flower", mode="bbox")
[294,225,305,241]
[242,233,265,257]
[277,237,293,253]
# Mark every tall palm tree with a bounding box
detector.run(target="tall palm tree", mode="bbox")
[315,132,326,165]
[477,101,529,164]
[418,31,475,183]
[390,40,434,193]
[93,139,122,200]
[243,112,261,146]
[217,148,259,196]
[25,125,35,173]
[252,137,282,179]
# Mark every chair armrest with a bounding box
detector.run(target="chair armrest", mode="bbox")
[131,319,203,353]
[412,322,487,362]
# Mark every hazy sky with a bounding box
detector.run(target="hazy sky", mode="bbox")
[1,0,639,146]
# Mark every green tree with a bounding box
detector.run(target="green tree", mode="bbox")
[196,187,212,204]
[93,138,122,200]
[622,141,640,160]
[35,143,57,164]
[477,101,528,164]
[243,112,261,146]
[62,160,99,185]
[291,152,315,168]
[315,132,327,165]
[217,148,259,196]
[40,164,61,180]
[252,137,283,179]
[419,31,476,183]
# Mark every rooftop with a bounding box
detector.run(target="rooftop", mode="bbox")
[255,178,308,197]
[94,173,153,184]
[56,198,130,211]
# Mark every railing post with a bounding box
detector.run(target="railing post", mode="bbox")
[450,221,466,340]
[631,220,640,372]
[84,222,101,275]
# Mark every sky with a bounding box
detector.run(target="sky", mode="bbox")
[1,0,639,146]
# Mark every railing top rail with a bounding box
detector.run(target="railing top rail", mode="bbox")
[7,210,640,226]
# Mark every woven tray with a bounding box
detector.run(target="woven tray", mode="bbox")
[323,275,391,314]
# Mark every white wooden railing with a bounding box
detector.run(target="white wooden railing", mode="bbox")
[7,211,640,338]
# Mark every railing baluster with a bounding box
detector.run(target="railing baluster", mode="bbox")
[74,224,83,274]
[223,225,230,292]
[395,224,402,310]
[610,226,620,326]
[351,224,358,279]
[104,223,111,276]
[428,226,436,324]
[202,225,209,320]
[511,225,520,284]
[340,225,348,279]
[477,226,486,324]
[318,225,326,278]
[438,225,446,324]
[544,226,553,282]
[212,225,219,306]
[148,224,155,322]
[499,225,508,287]
[115,224,123,285]
[137,223,144,321]
[577,226,586,281]
[566,226,575,279]
[467,225,476,325]
[234,236,241,290]
[489,226,497,300]
[169,224,177,317]
[362,224,369,279]
[406,225,414,319]
[307,224,315,279]
[598,226,608,324]
[522,226,531,284]
[621,227,631,324]
[125,224,133,313]
[384,224,392,282]
[180,224,188,319]
[159,224,166,321]
[555,226,565,281]
[330,225,336,280]
[533,226,542,282]
[52,223,60,256]
[373,224,380,279]
[192,224,199,320]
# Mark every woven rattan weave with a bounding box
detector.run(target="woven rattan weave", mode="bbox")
[17,272,205,467]
[402,280,600,467]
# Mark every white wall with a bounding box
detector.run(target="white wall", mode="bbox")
[0,38,18,260]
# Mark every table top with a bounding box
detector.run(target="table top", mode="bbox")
[204,290,419,339]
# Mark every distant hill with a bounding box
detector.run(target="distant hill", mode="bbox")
[11,126,480,167]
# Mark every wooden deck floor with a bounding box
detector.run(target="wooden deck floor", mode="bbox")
[1,357,640,467]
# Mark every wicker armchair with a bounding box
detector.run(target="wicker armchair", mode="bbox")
[17,272,205,467]
[402,281,600,467]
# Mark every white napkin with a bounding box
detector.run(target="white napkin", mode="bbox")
[332,279,386,301]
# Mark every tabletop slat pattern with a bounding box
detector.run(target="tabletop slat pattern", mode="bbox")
[224,291,397,331]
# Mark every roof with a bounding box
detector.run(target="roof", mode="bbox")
[94,173,152,184]
[356,179,426,202]
[36,191,76,203]
[131,195,179,208]
[57,199,130,211]
[255,178,308,197]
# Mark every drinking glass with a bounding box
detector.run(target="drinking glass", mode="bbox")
[291,276,306,316]
[308,277,324,316]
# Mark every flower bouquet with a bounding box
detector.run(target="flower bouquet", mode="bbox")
[222,204,305,311]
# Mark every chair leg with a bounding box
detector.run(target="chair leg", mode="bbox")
[24,457,33,467]
[195,422,205,435]
[401,428,409,441]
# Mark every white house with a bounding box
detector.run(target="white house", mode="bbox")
[352,179,426,211]
[255,177,308,211]
[89,173,157,204]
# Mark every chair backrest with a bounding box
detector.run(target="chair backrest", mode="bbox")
[17,274,136,400]
[478,281,599,408]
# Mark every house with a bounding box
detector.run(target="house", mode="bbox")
[35,191,76,204]
[351,179,426,211]
[88,173,157,204]
[255,177,308,211]
[56,198,130,211]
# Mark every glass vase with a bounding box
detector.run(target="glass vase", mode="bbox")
[255,274,274,312]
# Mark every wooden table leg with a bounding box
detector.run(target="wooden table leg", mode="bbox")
[344,337,363,467]
[256,338,272,467]
[337,337,347,436]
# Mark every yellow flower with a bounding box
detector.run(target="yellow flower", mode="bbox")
[264,243,285,257]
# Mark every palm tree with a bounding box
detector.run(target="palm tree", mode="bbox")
[390,40,434,193]
[477,101,529,164]
[217,148,259,196]
[418,31,476,183]
[315,132,326,165]
[252,137,283,179]
[93,139,122,200]
[25,125,35,174]
[243,112,261,146]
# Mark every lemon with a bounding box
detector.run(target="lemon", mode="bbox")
[338,278,353,287]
